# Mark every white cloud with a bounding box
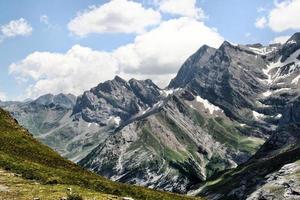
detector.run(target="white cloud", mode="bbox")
[0,91,6,101]
[270,35,290,44]
[255,16,267,29]
[268,0,300,32]
[1,18,32,38]
[114,17,223,76]
[68,0,161,36]
[155,0,205,20]
[9,45,119,98]
[40,15,49,25]
[10,17,223,99]
[255,0,300,32]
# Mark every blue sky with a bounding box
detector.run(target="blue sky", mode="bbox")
[0,0,299,100]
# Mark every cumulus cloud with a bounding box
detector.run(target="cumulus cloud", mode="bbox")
[155,0,205,20]
[1,18,32,39]
[270,35,290,44]
[255,16,267,29]
[114,17,223,75]
[268,0,300,32]
[68,0,161,36]
[255,0,300,32]
[9,45,119,98]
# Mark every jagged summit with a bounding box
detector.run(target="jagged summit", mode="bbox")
[73,76,161,125]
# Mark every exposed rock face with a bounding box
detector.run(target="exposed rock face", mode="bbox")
[80,90,262,193]
[192,96,300,200]
[3,93,76,137]
[169,41,268,123]
[169,33,300,139]
[246,162,300,200]
[73,76,161,126]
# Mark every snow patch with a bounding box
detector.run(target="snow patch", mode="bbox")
[262,90,272,97]
[108,116,121,127]
[160,88,181,97]
[292,75,300,84]
[249,46,278,56]
[275,114,282,119]
[240,123,247,127]
[196,96,222,114]
[253,111,266,120]
[287,40,297,45]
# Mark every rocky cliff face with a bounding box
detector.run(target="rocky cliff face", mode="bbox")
[192,96,300,200]
[170,33,300,139]
[188,33,300,200]
[73,76,161,126]
[80,89,263,193]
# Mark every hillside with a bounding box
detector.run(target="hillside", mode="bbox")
[0,108,201,200]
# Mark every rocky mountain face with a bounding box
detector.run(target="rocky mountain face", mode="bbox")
[188,34,300,200]
[80,89,263,193]
[73,76,161,126]
[2,33,300,196]
[192,97,300,200]
[169,33,300,138]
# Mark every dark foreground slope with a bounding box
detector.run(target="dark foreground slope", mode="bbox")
[0,108,201,200]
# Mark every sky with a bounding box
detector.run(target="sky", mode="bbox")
[0,0,300,101]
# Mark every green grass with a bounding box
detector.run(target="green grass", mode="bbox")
[0,169,117,200]
[206,117,264,154]
[0,108,202,200]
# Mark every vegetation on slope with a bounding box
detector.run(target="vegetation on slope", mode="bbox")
[0,108,201,200]
[0,169,117,200]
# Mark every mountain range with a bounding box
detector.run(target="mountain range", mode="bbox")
[1,33,300,199]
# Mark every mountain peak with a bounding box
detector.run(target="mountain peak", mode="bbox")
[288,32,300,43]
[219,41,236,49]
[113,75,127,84]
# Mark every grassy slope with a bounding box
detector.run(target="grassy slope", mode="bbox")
[0,169,118,200]
[0,108,201,200]
[206,117,264,155]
